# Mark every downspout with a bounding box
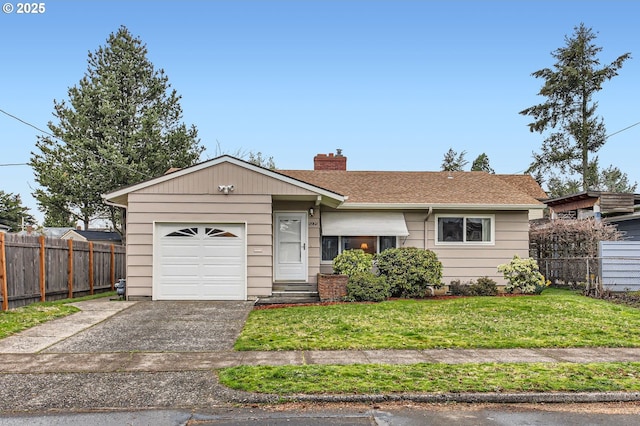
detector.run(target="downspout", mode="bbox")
[424,206,433,250]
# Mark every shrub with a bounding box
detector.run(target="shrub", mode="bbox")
[448,277,498,296]
[376,247,443,298]
[497,255,546,294]
[448,279,473,296]
[332,249,373,276]
[472,276,498,296]
[345,272,391,302]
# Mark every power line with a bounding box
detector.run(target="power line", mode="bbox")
[0,163,29,167]
[0,108,151,179]
[606,121,640,139]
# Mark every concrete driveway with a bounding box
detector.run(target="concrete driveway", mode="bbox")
[43,300,255,353]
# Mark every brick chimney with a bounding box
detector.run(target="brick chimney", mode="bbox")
[314,149,347,171]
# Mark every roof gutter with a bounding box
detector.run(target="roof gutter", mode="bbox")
[338,203,545,211]
[102,197,128,209]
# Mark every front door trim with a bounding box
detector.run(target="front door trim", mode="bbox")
[274,211,308,281]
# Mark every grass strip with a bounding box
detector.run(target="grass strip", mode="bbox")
[0,291,117,339]
[218,362,640,394]
[236,289,640,350]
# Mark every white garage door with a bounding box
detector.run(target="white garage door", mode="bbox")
[154,223,246,300]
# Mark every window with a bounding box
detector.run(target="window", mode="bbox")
[436,215,493,244]
[321,236,397,261]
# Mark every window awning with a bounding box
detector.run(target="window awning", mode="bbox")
[321,212,409,236]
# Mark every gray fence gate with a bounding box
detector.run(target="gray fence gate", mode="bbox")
[599,241,640,292]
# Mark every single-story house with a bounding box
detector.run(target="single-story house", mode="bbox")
[103,152,546,301]
[61,229,123,245]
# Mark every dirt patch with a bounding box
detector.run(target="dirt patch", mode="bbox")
[596,292,640,309]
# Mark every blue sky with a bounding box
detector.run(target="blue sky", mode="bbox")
[1,1,639,225]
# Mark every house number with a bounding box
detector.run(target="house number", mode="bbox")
[309,219,319,228]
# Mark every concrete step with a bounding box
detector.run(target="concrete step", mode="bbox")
[255,292,320,306]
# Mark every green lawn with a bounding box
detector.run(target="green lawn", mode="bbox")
[218,362,640,394]
[235,288,640,351]
[222,289,640,395]
[0,292,117,339]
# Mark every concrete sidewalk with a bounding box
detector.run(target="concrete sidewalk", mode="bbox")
[0,298,137,354]
[2,347,640,374]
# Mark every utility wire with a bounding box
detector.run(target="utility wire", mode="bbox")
[606,121,640,139]
[0,163,29,166]
[0,108,151,179]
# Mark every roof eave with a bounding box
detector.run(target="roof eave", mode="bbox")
[338,203,545,211]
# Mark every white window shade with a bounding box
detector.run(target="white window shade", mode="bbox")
[321,212,409,236]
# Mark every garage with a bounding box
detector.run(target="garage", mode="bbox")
[154,223,246,300]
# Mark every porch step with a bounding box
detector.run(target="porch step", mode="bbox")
[255,291,320,306]
[272,283,318,292]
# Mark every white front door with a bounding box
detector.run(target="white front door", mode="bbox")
[274,212,308,281]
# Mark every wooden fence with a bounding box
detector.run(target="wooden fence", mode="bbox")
[0,233,126,310]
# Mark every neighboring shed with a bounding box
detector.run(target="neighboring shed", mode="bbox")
[606,213,640,240]
[545,191,639,219]
[61,229,122,245]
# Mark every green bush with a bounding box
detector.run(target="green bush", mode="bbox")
[448,277,498,296]
[448,279,473,296]
[345,272,391,302]
[472,276,499,296]
[375,247,443,298]
[497,255,546,294]
[332,249,373,276]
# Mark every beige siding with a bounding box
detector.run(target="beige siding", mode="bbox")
[403,211,429,249]
[429,211,530,286]
[126,192,274,299]
[139,162,318,197]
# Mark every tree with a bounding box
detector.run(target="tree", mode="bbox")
[0,191,36,232]
[30,26,204,233]
[470,153,495,173]
[441,148,468,171]
[545,159,637,198]
[247,151,276,169]
[596,163,637,193]
[212,141,276,169]
[520,23,631,191]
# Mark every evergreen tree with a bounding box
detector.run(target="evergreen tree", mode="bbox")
[0,191,36,232]
[30,26,204,233]
[441,148,468,171]
[596,164,637,193]
[520,23,631,191]
[470,153,495,173]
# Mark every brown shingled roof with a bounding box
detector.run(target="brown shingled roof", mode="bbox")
[496,174,548,200]
[278,170,544,206]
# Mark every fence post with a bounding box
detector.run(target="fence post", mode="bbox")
[67,239,74,299]
[110,244,115,291]
[39,235,46,302]
[0,233,7,311]
[88,242,94,295]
